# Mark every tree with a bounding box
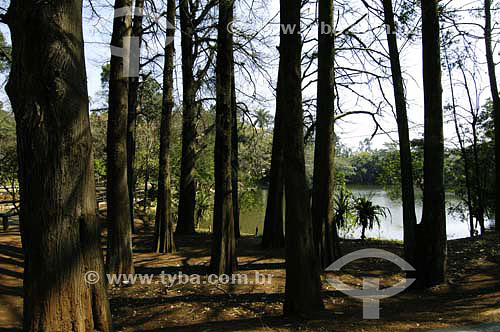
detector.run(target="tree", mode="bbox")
[261,60,285,249]
[381,0,418,269]
[445,50,475,237]
[154,0,177,254]
[418,0,447,287]
[210,0,238,274]
[231,60,241,238]
[312,0,341,268]
[281,0,324,315]
[4,0,112,329]
[106,0,135,276]
[177,0,217,234]
[484,0,500,232]
[127,0,146,234]
[353,196,388,240]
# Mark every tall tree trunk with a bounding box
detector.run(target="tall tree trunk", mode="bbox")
[312,0,341,268]
[5,0,112,329]
[445,52,475,237]
[262,61,285,248]
[418,0,447,287]
[106,0,135,277]
[484,0,500,233]
[127,0,145,235]
[177,0,197,235]
[281,0,324,315]
[231,60,241,238]
[457,61,486,235]
[210,0,238,275]
[261,59,285,249]
[382,0,418,270]
[154,0,176,254]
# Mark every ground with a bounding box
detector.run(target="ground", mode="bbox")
[0,219,499,331]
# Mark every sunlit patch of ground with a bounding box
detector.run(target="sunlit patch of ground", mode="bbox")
[0,221,499,331]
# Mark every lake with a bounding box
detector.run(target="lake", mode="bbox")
[221,185,493,241]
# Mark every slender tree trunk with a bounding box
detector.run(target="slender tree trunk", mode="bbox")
[177,0,197,234]
[261,59,285,249]
[210,0,238,275]
[231,60,241,238]
[445,52,475,237]
[312,0,341,268]
[154,0,176,254]
[418,0,447,287]
[471,118,486,234]
[281,0,324,315]
[484,0,500,233]
[106,0,135,277]
[5,0,112,329]
[127,0,145,235]
[382,0,418,269]
[457,61,486,235]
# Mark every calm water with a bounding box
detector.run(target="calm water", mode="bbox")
[228,185,493,241]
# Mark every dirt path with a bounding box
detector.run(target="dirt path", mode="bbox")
[1,224,499,331]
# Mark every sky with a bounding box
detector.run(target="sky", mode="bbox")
[1,0,499,150]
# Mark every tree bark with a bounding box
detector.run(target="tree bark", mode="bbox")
[127,0,145,235]
[261,59,285,249]
[418,0,447,287]
[231,60,241,238]
[5,0,112,329]
[312,0,341,268]
[154,0,176,254]
[484,0,500,233]
[210,0,238,275]
[106,0,135,277]
[177,0,198,234]
[445,52,475,238]
[281,0,324,315]
[382,0,418,270]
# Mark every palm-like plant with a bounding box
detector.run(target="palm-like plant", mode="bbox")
[334,188,354,230]
[353,196,388,240]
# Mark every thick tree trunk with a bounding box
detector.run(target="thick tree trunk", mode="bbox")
[210,0,238,275]
[231,60,241,238]
[127,0,145,234]
[177,0,197,235]
[106,0,135,277]
[281,0,324,315]
[5,0,112,330]
[154,0,176,254]
[418,0,447,287]
[382,0,418,269]
[484,0,500,233]
[312,0,341,268]
[261,59,285,249]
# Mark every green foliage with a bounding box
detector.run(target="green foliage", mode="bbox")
[0,108,18,205]
[353,195,389,237]
[334,187,355,230]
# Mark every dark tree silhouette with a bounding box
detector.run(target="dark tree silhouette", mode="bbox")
[5,0,112,329]
[106,0,135,277]
[154,0,176,254]
[280,0,324,315]
[382,0,418,269]
[484,0,500,233]
[209,0,238,274]
[312,0,341,268]
[261,58,285,249]
[418,0,447,287]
